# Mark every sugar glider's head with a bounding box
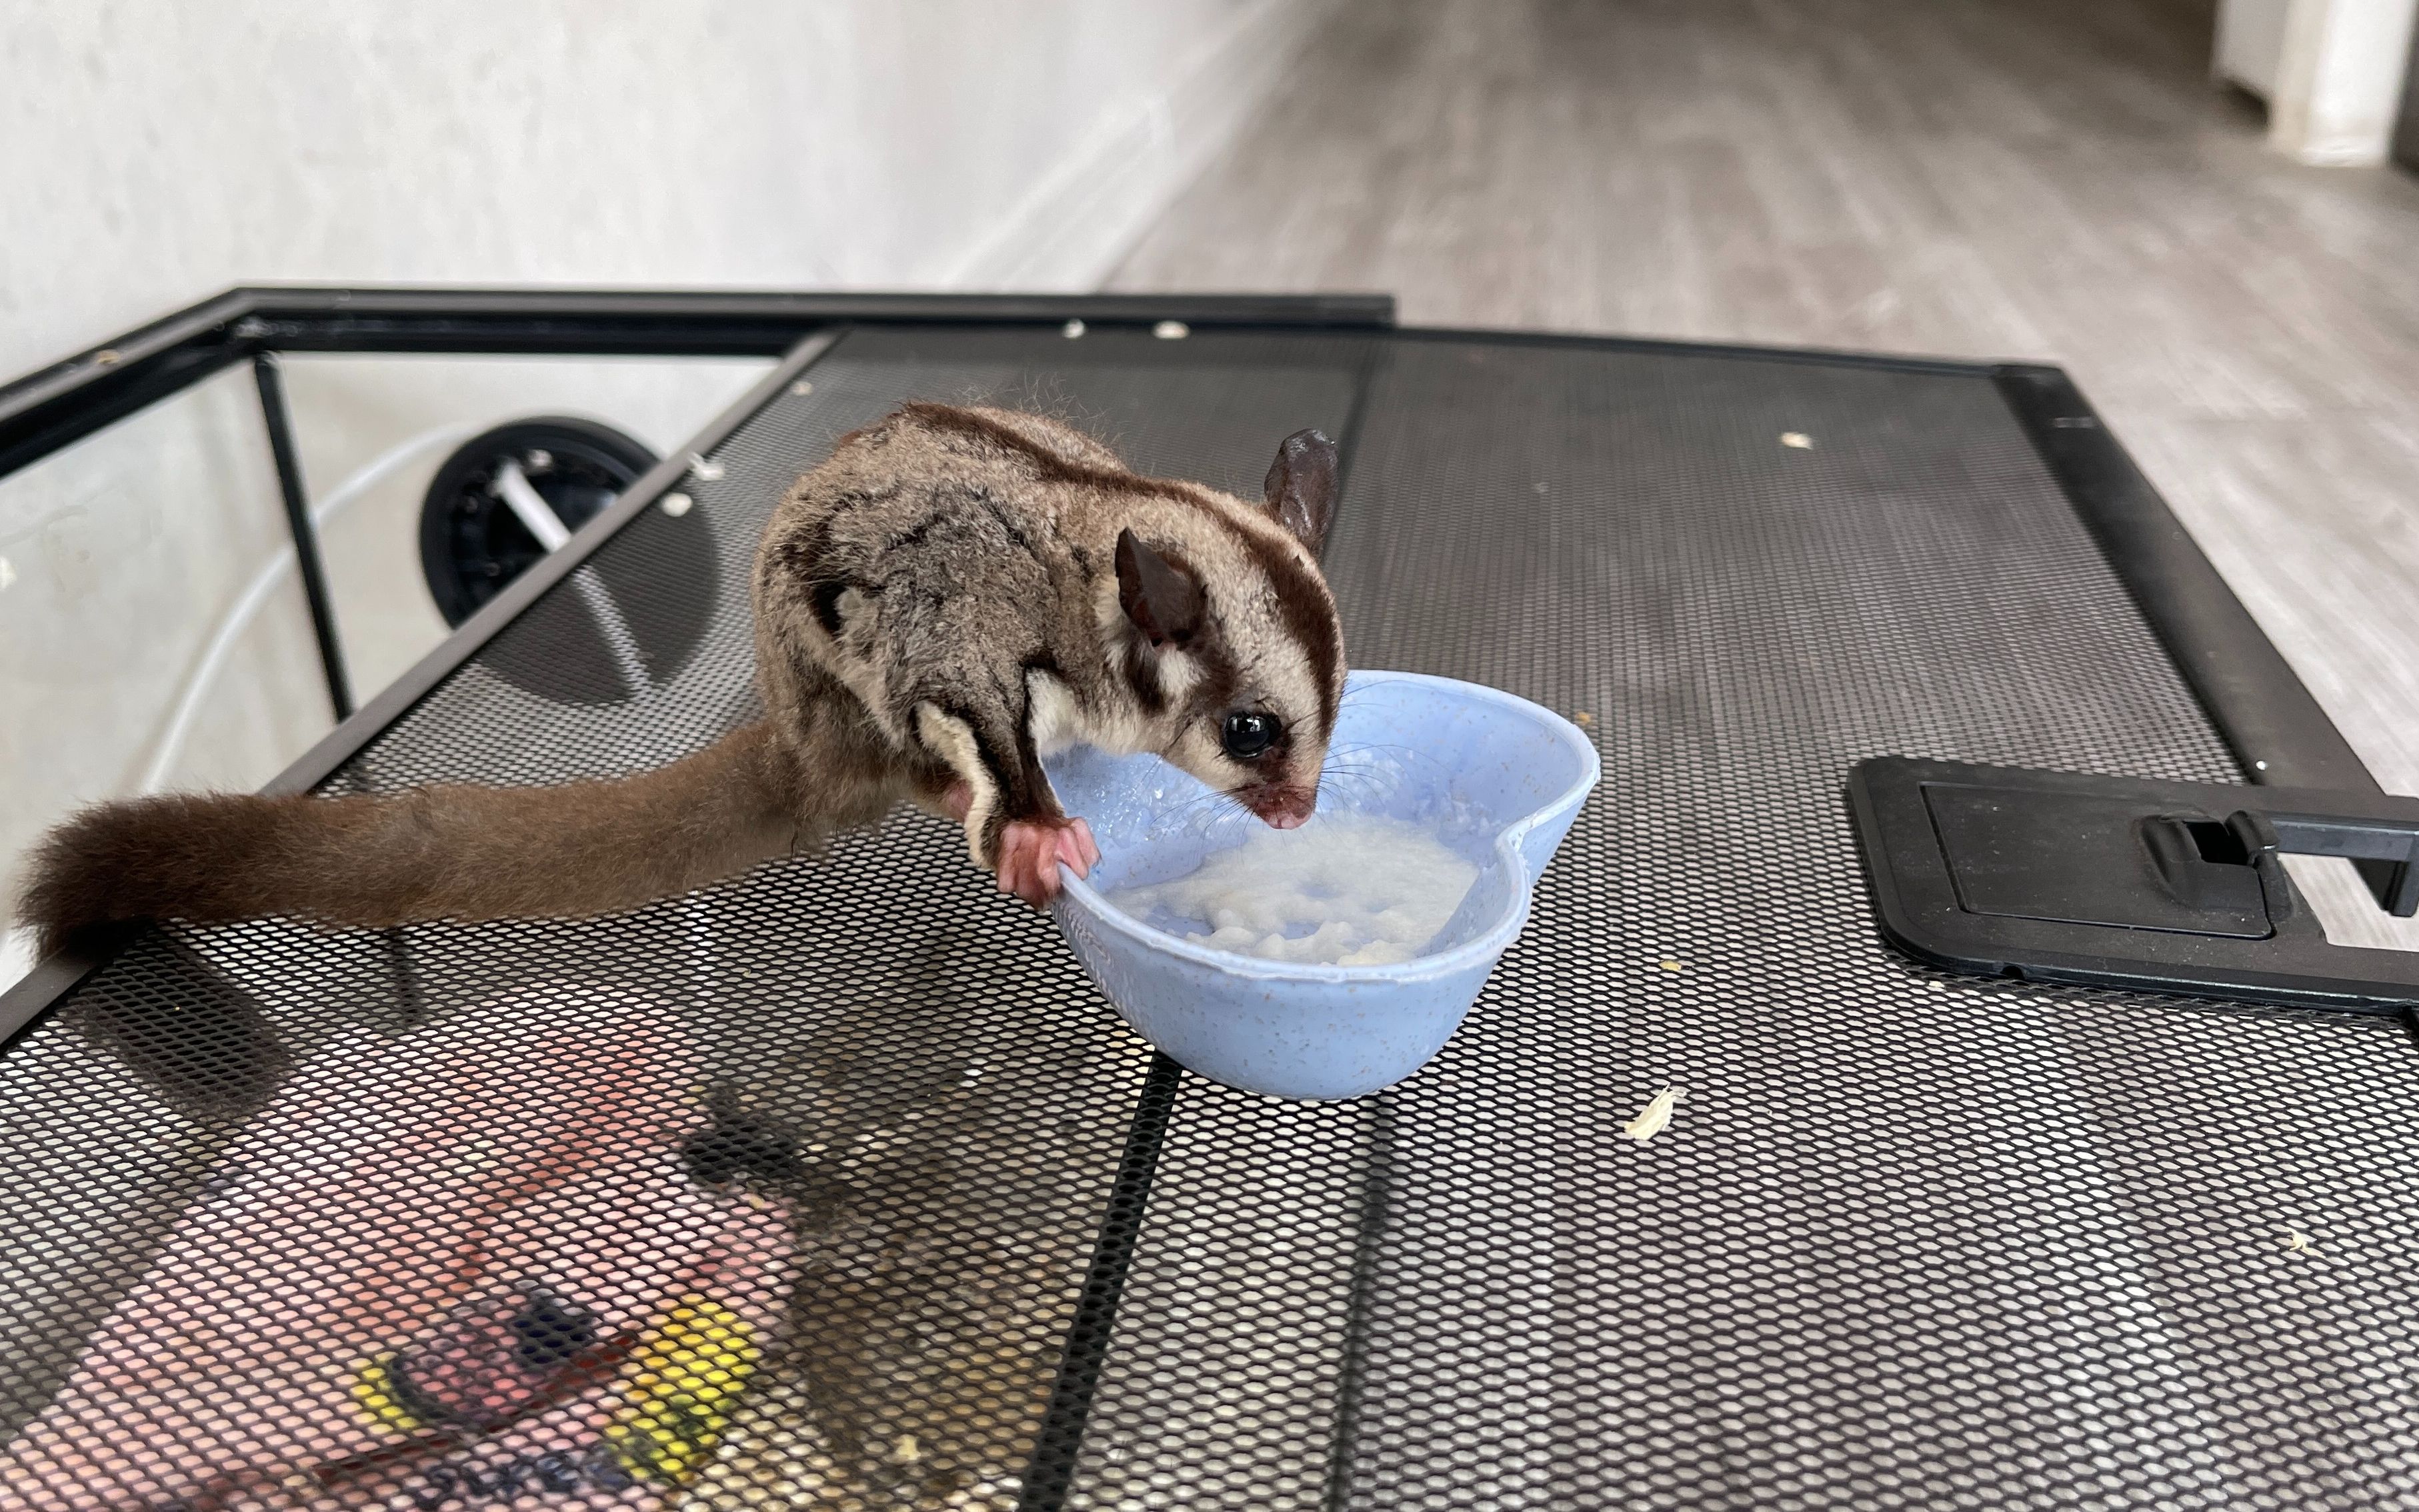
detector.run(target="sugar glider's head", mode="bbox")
[1113,429,1347,829]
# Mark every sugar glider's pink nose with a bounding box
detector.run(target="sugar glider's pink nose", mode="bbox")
[1247,785,1318,829]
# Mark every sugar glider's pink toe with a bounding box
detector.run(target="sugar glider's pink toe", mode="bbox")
[1052,825,1090,878]
[993,820,1077,907]
[993,828,1033,906]
[1026,830,1064,905]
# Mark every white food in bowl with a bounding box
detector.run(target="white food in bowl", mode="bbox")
[1103,813,1480,967]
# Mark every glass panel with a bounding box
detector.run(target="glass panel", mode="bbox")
[281,354,772,700]
[0,367,325,985]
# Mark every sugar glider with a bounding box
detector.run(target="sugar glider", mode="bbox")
[22,404,1347,951]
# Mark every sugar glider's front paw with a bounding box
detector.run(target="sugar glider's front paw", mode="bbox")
[993,816,1099,909]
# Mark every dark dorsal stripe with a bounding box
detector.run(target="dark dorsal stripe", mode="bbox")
[894,404,1343,722]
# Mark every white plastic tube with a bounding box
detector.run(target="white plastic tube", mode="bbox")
[138,424,475,793]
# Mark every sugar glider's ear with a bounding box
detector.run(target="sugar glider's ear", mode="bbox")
[1115,529,1205,648]
[1262,428,1338,555]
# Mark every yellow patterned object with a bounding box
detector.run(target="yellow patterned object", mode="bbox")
[350,1353,423,1435]
[606,1295,761,1485]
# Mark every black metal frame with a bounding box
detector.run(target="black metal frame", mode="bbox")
[0,284,1403,730]
[1018,1053,1185,1507]
[0,285,2392,1036]
[0,289,1395,1041]
[251,354,353,720]
[1994,365,2408,915]
[0,287,1396,483]
[1993,366,2373,793]
[0,288,1394,755]
[0,284,2404,1509]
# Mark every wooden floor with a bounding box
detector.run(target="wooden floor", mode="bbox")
[1113,0,2419,792]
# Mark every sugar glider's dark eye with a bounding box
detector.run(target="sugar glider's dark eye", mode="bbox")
[1221,711,1280,761]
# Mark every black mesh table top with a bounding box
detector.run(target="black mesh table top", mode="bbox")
[7,323,2418,1511]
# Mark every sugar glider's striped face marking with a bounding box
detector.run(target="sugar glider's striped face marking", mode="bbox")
[1170,682,1333,831]
[1114,427,1345,829]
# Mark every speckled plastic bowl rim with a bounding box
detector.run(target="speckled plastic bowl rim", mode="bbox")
[1051,670,1602,986]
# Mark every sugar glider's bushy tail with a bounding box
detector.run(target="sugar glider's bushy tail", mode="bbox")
[19,721,829,957]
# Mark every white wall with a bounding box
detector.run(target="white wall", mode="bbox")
[0,0,1330,377]
[0,0,1335,973]
[2267,0,2419,163]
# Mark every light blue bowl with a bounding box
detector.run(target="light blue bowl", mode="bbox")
[1047,670,1600,1100]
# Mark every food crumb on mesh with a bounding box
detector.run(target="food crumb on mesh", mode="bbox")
[1622,1087,1682,1143]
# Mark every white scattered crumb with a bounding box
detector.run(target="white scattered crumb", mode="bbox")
[1622,1087,1681,1142]
[2286,1228,2318,1255]
[1781,431,1814,449]
[659,492,695,517]
[1152,319,1189,340]
[1658,959,1686,972]
[1107,813,1478,967]
[790,378,814,396]
[1063,318,1087,339]
[889,1433,922,1464]
[689,453,726,481]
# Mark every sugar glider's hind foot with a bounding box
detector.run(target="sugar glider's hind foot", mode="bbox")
[993,817,1097,909]
[929,780,1097,909]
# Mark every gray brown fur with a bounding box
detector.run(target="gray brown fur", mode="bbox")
[19,405,1345,955]
[758,403,1343,867]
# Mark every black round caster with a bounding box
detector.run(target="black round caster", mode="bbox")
[419,417,655,626]
[417,417,717,707]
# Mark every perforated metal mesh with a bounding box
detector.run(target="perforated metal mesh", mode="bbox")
[7,326,2416,1511]
[0,327,1364,1510]
[1067,339,2419,1511]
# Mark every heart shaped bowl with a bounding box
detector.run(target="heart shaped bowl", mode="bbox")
[1047,670,1600,1099]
